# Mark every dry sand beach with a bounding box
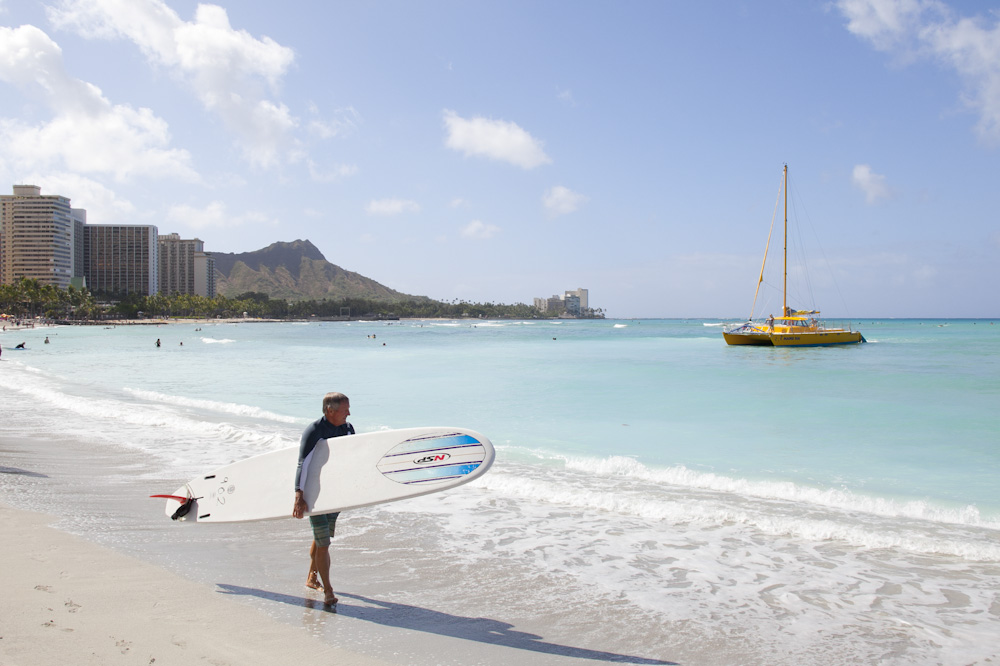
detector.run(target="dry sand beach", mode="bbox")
[0,501,391,666]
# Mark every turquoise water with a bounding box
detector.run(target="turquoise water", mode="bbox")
[13,318,994,514]
[2,318,998,665]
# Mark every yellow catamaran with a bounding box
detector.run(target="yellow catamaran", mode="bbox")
[723,165,865,347]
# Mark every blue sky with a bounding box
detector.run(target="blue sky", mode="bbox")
[1,0,998,318]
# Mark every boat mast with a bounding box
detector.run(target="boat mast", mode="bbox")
[782,164,787,317]
[748,171,784,322]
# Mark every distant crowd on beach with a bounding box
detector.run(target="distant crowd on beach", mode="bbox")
[1,317,48,331]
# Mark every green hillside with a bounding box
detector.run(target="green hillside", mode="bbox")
[213,240,429,302]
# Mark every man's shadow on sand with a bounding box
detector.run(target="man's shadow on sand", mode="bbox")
[216,584,677,664]
[0,466,48,478]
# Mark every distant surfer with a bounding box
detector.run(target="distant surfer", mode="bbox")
[155,338,160,348]
[44,336,50,344]
[292,392,354,606]
[15,342,25,349]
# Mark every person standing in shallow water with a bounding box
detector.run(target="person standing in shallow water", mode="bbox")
[292,392,354,606]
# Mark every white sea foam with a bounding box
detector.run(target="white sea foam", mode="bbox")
[473,464,1000,561]
[200,337,235,344]
[526,450,1000,531]
[123,388,301,423]
[2,363,295,473]
[394,468,1000,665]
[613,323,628,328]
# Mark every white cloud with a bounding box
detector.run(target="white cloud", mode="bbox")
[365,198,420,216]
[167,201,271,230]
[25,172,137,222]
[48,0,299,166]
[0,24,197,182]
[836,0,933,51]
[443,109,551,169]
[851,164,892,203]
[460,219,499,239]
[450,198,468,208]
[543,185,588,217]
[836,0,1000,144]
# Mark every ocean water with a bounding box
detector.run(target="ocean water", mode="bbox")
[1,319,998,665]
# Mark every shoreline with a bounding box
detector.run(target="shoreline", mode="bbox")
[0,500,392,666]
[0,429,689,666]
[4,314,609,330]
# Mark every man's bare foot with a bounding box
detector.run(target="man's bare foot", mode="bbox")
[324,592,338,606]
[306,571,323,591]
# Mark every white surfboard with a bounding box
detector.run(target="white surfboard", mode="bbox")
[154,427,495,523]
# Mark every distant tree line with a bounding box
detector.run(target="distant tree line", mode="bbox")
[1,277,99,319]
[1,280,603,321]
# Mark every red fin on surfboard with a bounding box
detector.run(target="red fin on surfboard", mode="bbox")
[150,494,189,502]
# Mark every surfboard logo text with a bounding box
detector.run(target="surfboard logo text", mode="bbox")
[414,453,451,464]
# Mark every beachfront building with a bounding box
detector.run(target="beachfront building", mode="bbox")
[84,225,160,296]
[71,208,88,287]
[158,233,216,298]
[534,295,566,314]
[0,185,75,289]
[534,288,590,316]
[566,288,588,312]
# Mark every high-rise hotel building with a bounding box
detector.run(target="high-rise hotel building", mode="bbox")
[3,184,216,299]
[0,185,75,288]
[158,233,216,298]
[84,224,160,295]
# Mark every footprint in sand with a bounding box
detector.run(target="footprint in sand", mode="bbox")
[42,618,74,633]
[65,600,81,613]
[34,584,54,592]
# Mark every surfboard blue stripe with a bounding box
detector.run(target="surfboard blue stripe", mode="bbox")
[383,462,482,484]
[384,434,480,456]
[385,459,484,474]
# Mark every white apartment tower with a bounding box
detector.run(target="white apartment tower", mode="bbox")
[0,185,75,288]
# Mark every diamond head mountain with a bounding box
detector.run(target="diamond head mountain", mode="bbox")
[213,239,429,303]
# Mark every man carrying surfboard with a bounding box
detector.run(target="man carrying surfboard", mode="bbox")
[292,391,354,606]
